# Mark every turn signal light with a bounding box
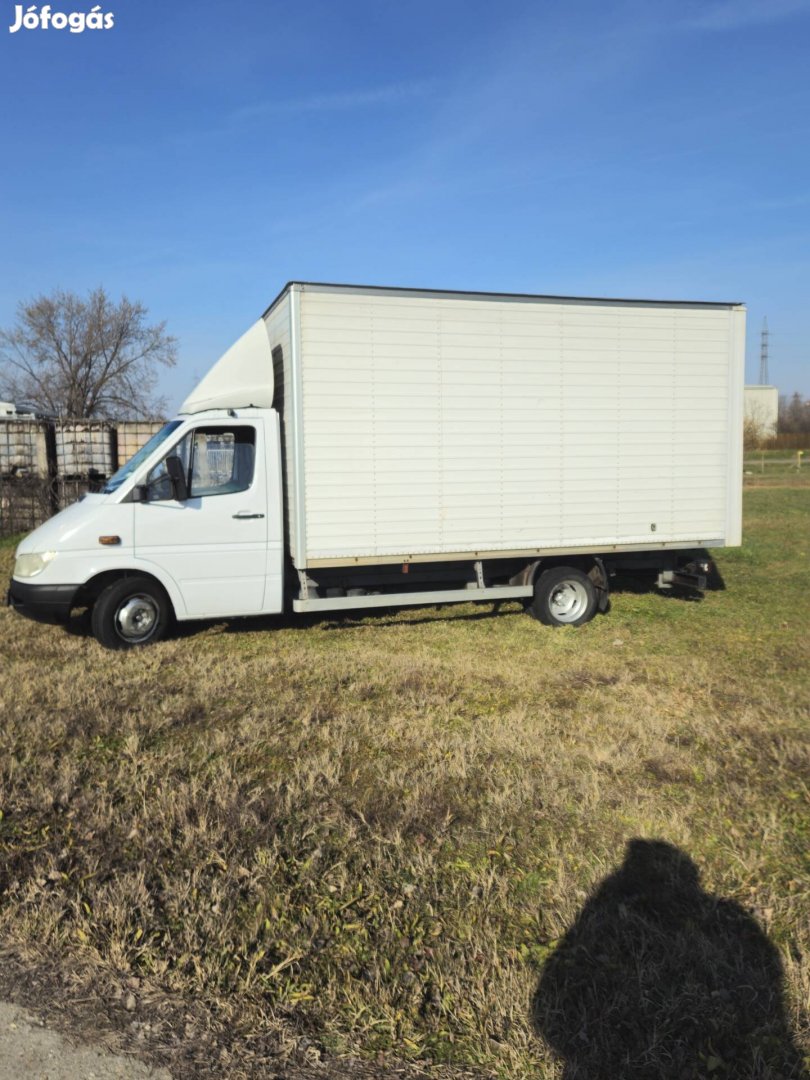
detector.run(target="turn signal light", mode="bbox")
[99,535,121,546]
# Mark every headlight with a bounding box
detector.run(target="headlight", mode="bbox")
[13,551,56,579]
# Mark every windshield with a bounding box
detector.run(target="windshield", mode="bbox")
[103,420,184,493]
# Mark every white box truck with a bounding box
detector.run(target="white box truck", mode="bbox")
[7,282,745,648]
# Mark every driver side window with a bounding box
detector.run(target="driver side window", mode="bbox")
[146,426,256,500]
[189,428,255,497]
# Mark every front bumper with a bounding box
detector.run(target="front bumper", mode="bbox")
[7,579,81,624]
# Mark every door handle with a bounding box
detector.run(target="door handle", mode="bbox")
[232,512,265,519]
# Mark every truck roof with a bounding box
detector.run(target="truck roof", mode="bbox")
[263,281,744,319]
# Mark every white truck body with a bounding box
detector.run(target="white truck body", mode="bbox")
[8,283,746,643]
[198,283,744,567]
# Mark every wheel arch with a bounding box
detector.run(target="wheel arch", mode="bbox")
[75,565,181,618]
[515,556,610,612]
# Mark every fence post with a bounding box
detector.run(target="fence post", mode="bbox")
[43,421,59,517]
[110,425,120,472]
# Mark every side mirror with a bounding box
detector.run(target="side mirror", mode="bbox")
[166,456,189,502]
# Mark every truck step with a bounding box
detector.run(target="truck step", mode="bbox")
[293,584,533,613]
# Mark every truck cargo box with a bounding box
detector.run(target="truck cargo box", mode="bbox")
[260,283,744,569]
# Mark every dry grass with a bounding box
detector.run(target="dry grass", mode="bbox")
[0,488,808,1078]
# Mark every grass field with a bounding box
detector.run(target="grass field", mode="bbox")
[0,488,808,1079]
[744,450,810,487]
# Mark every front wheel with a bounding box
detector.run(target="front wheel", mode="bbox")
[91,576,173,649]
[527,566,598,627]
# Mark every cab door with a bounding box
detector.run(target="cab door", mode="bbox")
[134,420,267,618]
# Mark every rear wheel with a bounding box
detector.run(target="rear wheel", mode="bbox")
[527,566,598,627]
[91,576,173,649]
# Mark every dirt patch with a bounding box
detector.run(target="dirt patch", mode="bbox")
[0,999,169,1080]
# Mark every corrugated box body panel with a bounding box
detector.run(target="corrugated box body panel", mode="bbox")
[263,291,295,555]
[280,286,743,565]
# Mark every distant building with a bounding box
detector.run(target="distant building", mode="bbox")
[0,402,36,420]
[744,386,779,437]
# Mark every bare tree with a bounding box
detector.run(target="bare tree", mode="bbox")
[0,287,177,418]
[778,392,810,435]
[743,414,765,450]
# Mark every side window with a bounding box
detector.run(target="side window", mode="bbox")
[145,427,255,500]
[189,427,255,497]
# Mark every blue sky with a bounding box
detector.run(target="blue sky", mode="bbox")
[1,0,809,410]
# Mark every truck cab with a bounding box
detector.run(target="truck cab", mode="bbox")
[7,406,286,645]
[8,315,291,646]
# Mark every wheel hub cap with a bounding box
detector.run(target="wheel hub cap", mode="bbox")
[549,581,588,622]
[116,595,158,642]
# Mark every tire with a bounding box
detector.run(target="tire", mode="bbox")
[90,576,173,649]
[527,566,598,627]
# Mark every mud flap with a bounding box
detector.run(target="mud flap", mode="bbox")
[589,558,611,613]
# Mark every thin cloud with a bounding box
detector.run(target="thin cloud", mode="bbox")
[685,0,810,30]
[97,79,437,159]
[233,80,435,121]
[337,12,659,215]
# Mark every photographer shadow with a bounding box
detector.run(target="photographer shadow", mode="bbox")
[532,840,808,1079]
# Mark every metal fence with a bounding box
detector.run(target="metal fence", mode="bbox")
[0,475,107,536]
[0,418,163,537]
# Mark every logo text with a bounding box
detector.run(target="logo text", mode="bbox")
[9,4,114,32]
